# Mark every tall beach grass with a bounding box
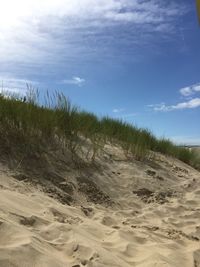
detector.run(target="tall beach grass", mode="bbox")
[0,89,199,169]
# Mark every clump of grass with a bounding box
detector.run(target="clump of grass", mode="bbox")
[0,89,199,169]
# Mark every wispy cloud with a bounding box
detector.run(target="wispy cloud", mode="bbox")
[149,82,200,112]
[112,107,137,119]
[0,0,186,27]
[112,108,125,113]
[0,77,38,94]
[180,83,200,97]
[113,112,138,119]
[61,76,85,87]
[0,0,189,80]
[120,113,138,118]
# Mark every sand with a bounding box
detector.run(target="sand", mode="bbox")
[0,145,200,267]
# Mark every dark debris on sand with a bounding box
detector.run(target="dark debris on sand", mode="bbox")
[133,188,176,204]
[77,176,113,206]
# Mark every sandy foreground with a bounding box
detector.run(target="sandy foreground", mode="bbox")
[0,145,200,267]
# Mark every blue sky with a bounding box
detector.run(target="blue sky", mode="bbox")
[0,0,200,145]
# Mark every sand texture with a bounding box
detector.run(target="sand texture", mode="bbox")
[0,145,200,267]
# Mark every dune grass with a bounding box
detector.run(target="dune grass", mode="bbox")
[0,90,199,169]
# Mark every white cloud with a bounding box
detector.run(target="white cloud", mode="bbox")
[173,98,200,110]
[151,98,200,112]
[112,108,125,113]
[180,83,200,96]
[62,76,85,86]
[149,82,200,112]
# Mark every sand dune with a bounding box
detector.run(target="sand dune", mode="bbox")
[0,145,200,267]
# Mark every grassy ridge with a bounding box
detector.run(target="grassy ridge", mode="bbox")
[0,91,199,169]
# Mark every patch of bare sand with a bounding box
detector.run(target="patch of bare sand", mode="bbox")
[0,145,200,267]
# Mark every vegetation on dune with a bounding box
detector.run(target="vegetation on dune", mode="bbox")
[0,89,199,170]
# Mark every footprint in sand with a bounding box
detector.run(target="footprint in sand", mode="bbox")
[81,206,94,217]
[71,243,99,266]
[101,216,118,227]
[12,213,49,229]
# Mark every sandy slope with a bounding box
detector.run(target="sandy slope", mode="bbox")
[0,145,200,267]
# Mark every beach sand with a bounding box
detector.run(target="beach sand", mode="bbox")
[0,145,200,267]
